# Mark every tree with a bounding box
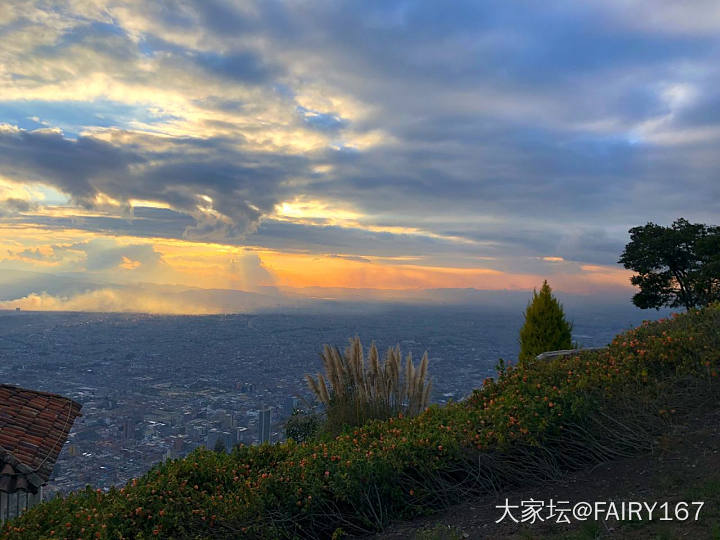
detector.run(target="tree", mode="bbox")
[284,407,322,443]
[519,280,573,362]
[619,218,720,311]
[213,437,226,453]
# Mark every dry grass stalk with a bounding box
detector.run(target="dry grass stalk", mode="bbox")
[306,337,432,432]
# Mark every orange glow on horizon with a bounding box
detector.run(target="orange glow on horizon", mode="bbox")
[0,225,634,300]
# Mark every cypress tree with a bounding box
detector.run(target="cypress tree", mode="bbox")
[213,437,226,453]
[519,280,573,362]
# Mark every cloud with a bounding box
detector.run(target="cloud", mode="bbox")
[0,197,38,216]
[193,50,279,84]
[2,236,171,276]
[596,0,720,35]
[0,229,284,301]
[0,126,311,239]
[80,238,166,272]
[328,254,371,263]
[227,252,275,292]
[0,289,215,315]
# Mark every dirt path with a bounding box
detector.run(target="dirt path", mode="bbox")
[366,406,720,539]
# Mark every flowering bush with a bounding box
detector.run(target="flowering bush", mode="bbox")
[3,304,720,539]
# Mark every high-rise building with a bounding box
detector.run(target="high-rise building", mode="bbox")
[236,426,250,445]
[206,429,234,452]
[285,396,301,414]
[121,418,137,441]
[236,382,256,394]
[206,429,221,451]
[258,407,272,444]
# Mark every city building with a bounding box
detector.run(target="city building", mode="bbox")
[235,426,250,445]
[206,429,234,452]
[285,396,301,414]
[258,407,272,444]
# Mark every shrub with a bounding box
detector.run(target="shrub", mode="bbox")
[284,407,323,443]
[519,280,573,362]
[305,337,432,435]
[213,438,226,453]
[3,304,720,539]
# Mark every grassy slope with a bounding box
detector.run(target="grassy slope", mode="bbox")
[375,406,720,539]
[2,304,719,539]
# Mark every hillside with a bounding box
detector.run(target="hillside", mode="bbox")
[373,406,720,539]
[2,304,720,539]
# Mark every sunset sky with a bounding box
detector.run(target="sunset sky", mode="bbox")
[1,1,719,312]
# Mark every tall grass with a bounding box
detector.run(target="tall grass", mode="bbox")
[306,337,432,434]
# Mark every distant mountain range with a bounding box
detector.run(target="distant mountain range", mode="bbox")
[0,268,638,315]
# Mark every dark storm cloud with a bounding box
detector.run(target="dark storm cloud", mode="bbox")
[0,127,310,237]
[2,0,720,270]
[192,51,279,84]
[309,127,640,219]
[2,212,193,241]
[269,0,706,89]
[251,219,487,258]
[0,128,142,204]
[222,0,718,243]
[0,198,38,216]
[192,0,259,35]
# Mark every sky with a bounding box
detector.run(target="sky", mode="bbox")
[1,1,719,313]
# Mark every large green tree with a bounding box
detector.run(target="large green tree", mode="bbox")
[619,218,720,311]
[519,280,573,362]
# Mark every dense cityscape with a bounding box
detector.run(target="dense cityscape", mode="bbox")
[0,305,659,499]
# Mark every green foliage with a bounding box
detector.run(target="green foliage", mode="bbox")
[331,527,347,539]
[213,437,226,453]
[306,337,432,436]
[284,407,323,443]
[619,217,720,310]
[3,304,720,539]
[518,280,573,362]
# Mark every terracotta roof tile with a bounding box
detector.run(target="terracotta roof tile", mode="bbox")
[0,385,82,491]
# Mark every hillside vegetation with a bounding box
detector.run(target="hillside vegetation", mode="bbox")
[2,304,720,539]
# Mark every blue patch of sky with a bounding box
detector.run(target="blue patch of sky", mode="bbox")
[137,34,187,57]
[0,101,178,138]
[137,38,155,58]
[33,185,70,206]
[296,106,348,132]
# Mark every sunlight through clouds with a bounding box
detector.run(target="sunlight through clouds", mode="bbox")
[1,0,718,310]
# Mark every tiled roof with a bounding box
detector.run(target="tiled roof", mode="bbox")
[0,385,82,493]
